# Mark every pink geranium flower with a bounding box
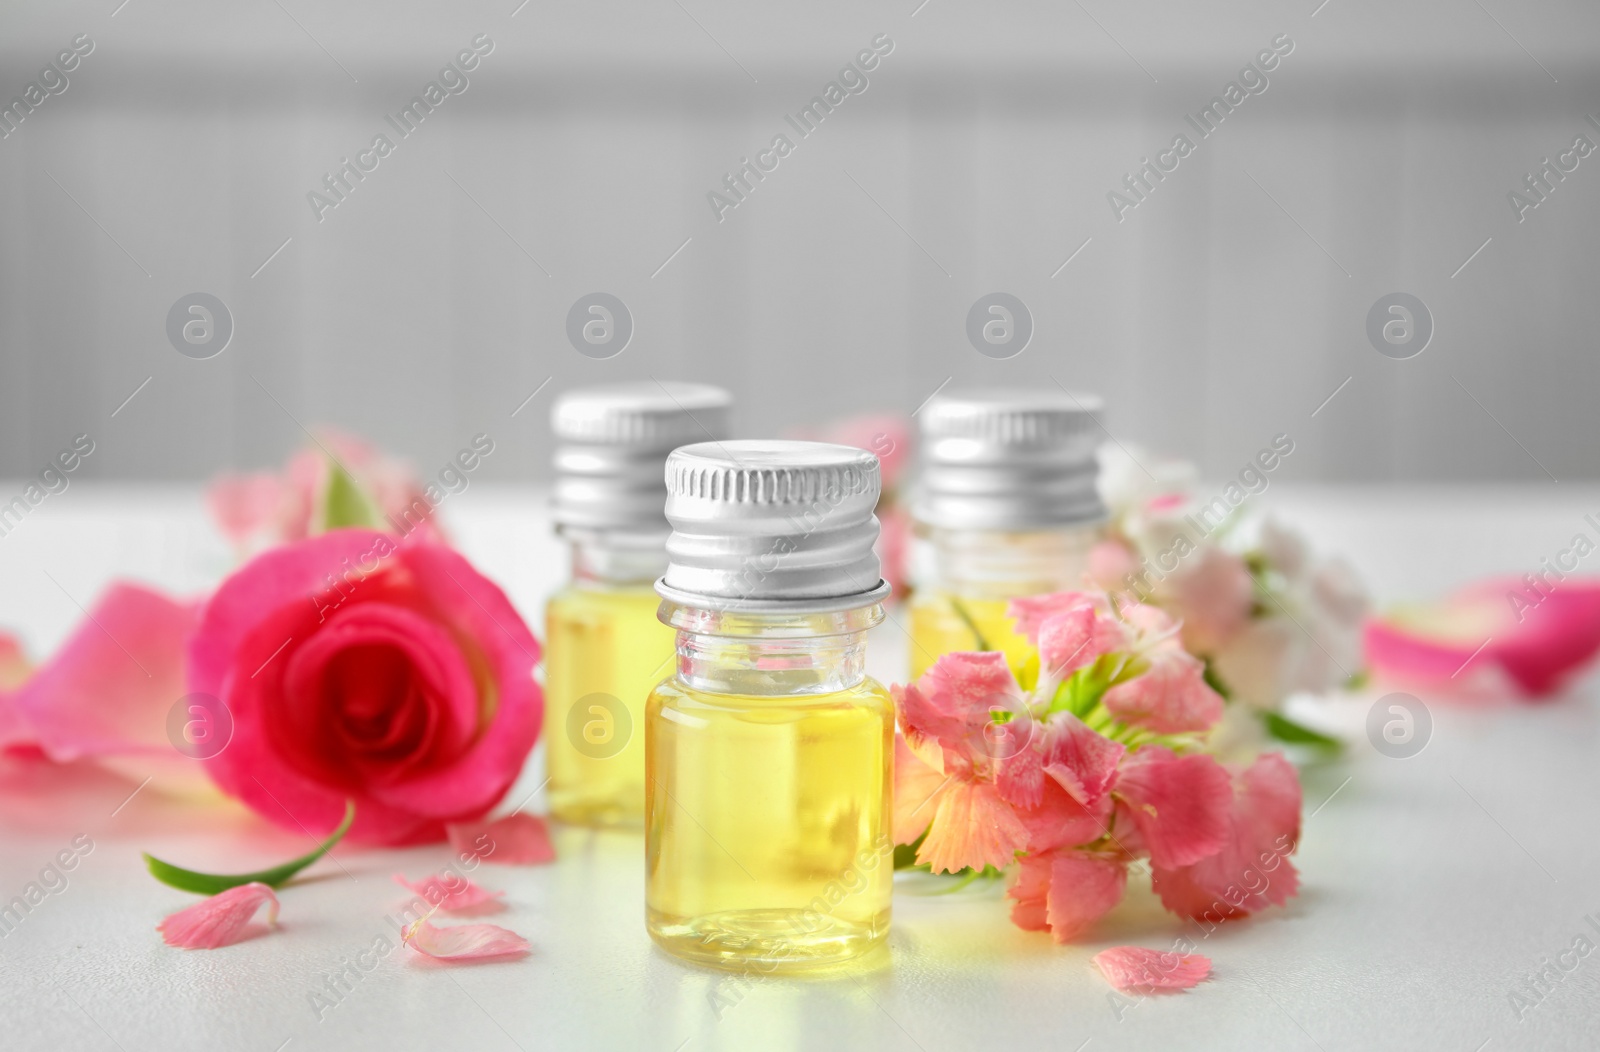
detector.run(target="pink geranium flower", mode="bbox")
[188,529,542,845]
[894,589,1303,944]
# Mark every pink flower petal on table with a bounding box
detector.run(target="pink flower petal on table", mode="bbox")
[1094,946,1211,991]
[394,873,504,913]
[14,583,200,761]
[402,915,529,960]
[446,813,554,865]
[1365,577,1600,698]
[158,882,280,949]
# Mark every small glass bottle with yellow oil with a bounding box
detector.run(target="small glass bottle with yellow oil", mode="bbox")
[646,440,894,972]
[544,383,731,828]
[907,388,1107,678]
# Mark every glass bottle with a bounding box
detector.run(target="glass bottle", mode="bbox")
[646,440,895,972]
[907,388,1108,678]
[544,382,731,828]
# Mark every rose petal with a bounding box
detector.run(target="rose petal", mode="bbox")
[1094,946,1211,991]
[402,915,529,960]
[393,873,505,913]
[15,583,199,761]
[158,882,280,949]
[1366,577,1600,698]
[446,813,555,865]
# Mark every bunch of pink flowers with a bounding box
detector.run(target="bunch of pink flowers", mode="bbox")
[894,590,1302,941]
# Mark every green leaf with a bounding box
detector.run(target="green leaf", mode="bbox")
[144,800,356,895]
[1261,712,1344,751]
[318,460,386,532]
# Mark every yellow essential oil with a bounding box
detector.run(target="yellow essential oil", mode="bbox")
[645,675,894,970]
[909,593,1033,678]
[544,381,732,827]
[646,440,895,972]
[908,389,1108,679]
[544,585,675,826]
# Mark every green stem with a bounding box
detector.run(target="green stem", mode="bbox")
[144,800,356,895]
[948,597,993,651]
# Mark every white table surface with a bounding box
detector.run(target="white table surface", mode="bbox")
[1,483,1597,1052]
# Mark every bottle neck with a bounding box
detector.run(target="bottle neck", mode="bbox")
[913,523,1101,598]
[658,601,884,696]
[565,530,669,588]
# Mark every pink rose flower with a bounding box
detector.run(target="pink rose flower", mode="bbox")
[188,529,542,845]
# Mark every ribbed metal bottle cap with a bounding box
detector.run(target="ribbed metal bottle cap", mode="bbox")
[912,387,1108,531]
[551,382,731,535]
[657,440,892,612]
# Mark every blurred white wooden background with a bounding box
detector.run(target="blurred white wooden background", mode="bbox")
[1,0,1597,484]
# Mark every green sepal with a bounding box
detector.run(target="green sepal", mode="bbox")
[144,800,356,894]
[317,460,385,533]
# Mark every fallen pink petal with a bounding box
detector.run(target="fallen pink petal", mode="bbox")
[1365,577,1600,698]
[402,914,529,961]
[1093,946,1211,992]
[157,882,280,950]
[447,813,555,865]
[393,873,505,912]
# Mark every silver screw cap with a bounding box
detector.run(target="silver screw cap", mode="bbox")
[551,382,731,535]
[657,440,891,612]
[912,387,1108,531]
